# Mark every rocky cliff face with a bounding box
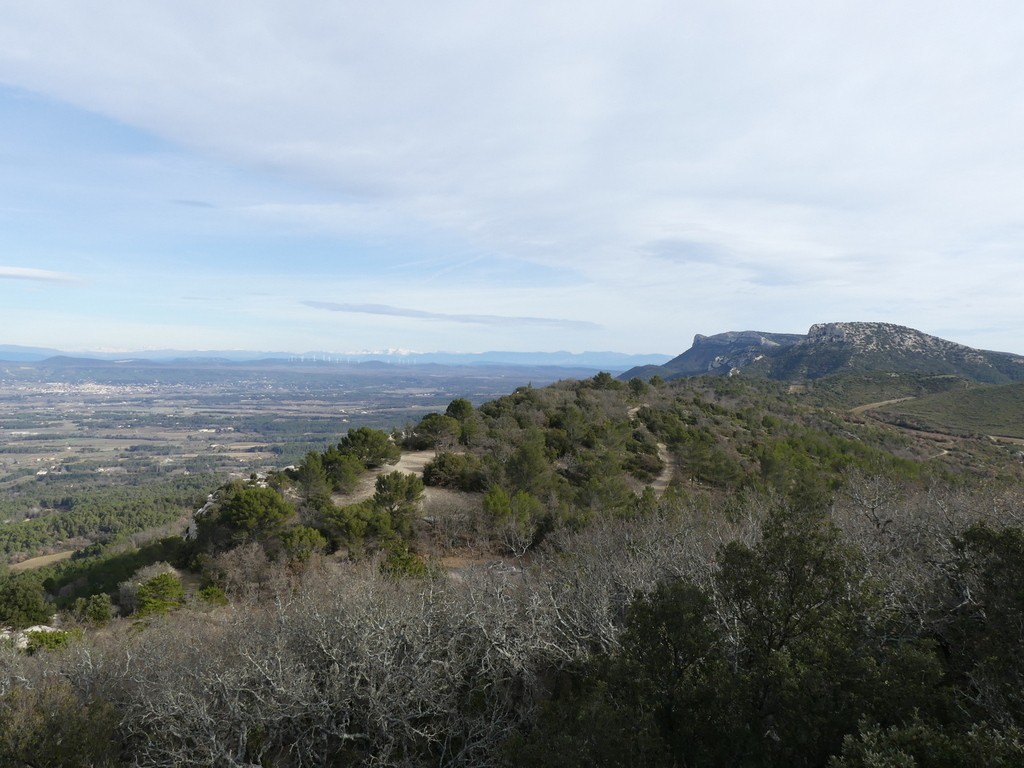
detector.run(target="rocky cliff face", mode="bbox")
[641,330,804,379]
[623,322,1024,383]
[807,322,987,361]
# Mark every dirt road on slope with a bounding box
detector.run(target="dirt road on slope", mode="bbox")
[850,397,914,415]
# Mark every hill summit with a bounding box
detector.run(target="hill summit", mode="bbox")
[624,322,1024,383]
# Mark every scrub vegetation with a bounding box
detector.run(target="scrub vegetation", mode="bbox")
[2,371,1024,766]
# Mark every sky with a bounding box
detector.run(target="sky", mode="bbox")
[1,2,1023,356]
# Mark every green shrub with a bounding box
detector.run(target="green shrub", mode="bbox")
[280,526,328,563]
[380,543,429,579]
[197,584,228,605]
[135,572,185,617]
[26,628,80,654]
[0,577,51,629]
[72,593,112,626]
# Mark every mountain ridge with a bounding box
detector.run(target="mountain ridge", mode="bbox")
[0,345,671,371]
[623,321,1024,384]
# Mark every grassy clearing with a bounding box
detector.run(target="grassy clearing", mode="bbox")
[873,381,1024,438]
[8,549,76,572]
[800,372,970,410]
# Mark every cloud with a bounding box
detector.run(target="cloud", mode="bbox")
[2,6,1021,277]
[644,239,726,265]
[304,301,600,330]
[0,267,80,284]
[1,4,1024,353]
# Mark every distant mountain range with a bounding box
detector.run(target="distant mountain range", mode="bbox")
[0,345,671,372]
[623,322,1024,384]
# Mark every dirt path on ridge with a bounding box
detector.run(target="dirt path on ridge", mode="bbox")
[629,405,673,496]
[331,450,436,506]
[651,443,673,496]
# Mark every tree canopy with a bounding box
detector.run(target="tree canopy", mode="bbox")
[337,427,400,468]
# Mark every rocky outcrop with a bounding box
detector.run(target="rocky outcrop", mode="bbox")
[623,322,1024,384]
[621,330,803,380]
[807,322,985,359]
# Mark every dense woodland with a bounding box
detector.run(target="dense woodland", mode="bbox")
[2,373,1024,766]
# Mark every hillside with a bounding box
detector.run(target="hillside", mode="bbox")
[626,321,1024,384]
[868,380,1024,439]
[623,330,804,380]
[3,371,1024,766]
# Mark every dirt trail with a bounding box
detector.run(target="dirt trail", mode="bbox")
[629,405,673,496]
[989,435,1024,446]
[333,430,683,510]
[849,396,964,460]
[850,397,914,415]
[650,444,673,496]
[332,450,436,506]
[392,450,436,475]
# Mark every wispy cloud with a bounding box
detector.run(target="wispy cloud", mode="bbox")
[1,4,1024,353]
[0,267,80,284]
[304,301,600,330]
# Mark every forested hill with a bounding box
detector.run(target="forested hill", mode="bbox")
[625,321,1024,383]
[2,372,1024,766]
[403,372,1000,520]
